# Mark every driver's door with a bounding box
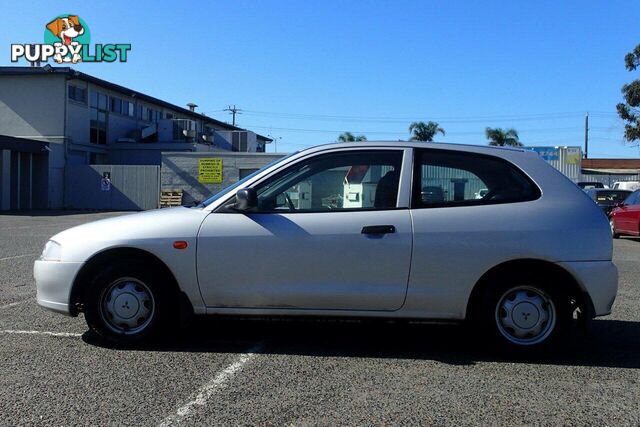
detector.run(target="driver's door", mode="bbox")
[196,148,413,311]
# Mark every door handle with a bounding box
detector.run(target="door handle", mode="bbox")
[361,225,396,235]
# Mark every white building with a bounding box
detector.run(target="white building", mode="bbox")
[0,66,271,209]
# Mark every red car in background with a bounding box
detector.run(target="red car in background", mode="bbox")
[609,190,640,238]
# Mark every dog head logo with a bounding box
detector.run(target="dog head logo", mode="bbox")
[44,15,90,64]
[46,15,84,45]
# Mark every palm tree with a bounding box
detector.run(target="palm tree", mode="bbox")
[409,121,445,142]
[337,132,367,142]
[485,127,523,147]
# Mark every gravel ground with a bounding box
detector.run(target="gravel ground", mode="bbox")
[0,211,639,426]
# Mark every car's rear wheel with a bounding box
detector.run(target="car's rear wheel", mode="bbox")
[479,277,571,352]
[610,219,620,238]
[83,260,171,345]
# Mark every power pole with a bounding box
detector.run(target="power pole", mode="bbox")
[267,135,281,153]
[224,105,242,126]
[584,112,589,159]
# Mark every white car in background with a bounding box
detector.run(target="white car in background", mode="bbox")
[474,188,489,199]
[34,142,618,352]
[612,181,640,191]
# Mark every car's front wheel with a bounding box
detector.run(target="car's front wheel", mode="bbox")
[479,278,571,352]
[83,260,171,345]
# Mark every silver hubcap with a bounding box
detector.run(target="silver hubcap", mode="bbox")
[100,277,155,335]
[495,286,556,345]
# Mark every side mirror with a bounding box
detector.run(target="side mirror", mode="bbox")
[235,188,257,211]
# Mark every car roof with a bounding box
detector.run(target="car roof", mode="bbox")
[298,141,531,156]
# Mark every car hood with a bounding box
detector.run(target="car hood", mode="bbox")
[49,207,210,262]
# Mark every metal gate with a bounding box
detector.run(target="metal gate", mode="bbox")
[65,165,160,210]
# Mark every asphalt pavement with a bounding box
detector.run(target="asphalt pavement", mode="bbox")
[0,211,639,426]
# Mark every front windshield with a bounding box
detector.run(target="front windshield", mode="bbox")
[198,152,298,207]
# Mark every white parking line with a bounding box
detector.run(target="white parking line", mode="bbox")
[0,329,82,338]
[0,299,31,309]
[159,343,263,426]
[0,253,38,262]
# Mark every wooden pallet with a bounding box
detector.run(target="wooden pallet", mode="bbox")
[160,190,183,208]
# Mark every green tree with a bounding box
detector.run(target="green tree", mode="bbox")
[617,44,640,143]
[337,131,367,142]
[485,127,523,147]
[408,121,445,142]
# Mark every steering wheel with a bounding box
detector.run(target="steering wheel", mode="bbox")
[284,192,296,211]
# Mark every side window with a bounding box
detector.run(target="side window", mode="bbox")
[413,149,540,208]
[253,150,403,212]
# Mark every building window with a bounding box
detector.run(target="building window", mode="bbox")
[68,85,87,103]
[99,94,107,110]
[90,110,107,145]
[232,132,248,152]
[125,101,135,117]
[90,90,108,145]
[138,105,147,121]
[110,97,122,114]
[90,91,109,109]
[165,113,174,120]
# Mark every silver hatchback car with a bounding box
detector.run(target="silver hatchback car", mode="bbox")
[35,142,617,352]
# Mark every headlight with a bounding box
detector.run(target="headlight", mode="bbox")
[40,240,62,261]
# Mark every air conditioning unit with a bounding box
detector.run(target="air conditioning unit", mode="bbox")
[199,131,215,143]
[176,119,197,140]
[158,119,198,142]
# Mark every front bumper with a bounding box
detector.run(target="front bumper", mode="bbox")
[558,260,618,317]
[34,259,84,316]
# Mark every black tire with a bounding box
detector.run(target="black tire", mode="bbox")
[476,274,572,354]
[83,259,173,345]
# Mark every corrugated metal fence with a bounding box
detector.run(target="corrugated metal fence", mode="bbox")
[65,165,160,210]
[420,165,485,200]
[543,147,582,182]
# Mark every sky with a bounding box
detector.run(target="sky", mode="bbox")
[2,0,640,157]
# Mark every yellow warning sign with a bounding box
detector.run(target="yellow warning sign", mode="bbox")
[565,147,581,165]
[198,158,223,184]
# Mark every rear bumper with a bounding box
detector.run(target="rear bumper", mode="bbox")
[34,260,84,316]
[558,260,618,317]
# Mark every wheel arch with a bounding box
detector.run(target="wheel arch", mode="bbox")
[465,258,595,322]
[69,246,191,317]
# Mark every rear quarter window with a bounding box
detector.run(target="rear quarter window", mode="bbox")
[412,149,541,208]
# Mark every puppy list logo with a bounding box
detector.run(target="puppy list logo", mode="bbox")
[11,14,131,64]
